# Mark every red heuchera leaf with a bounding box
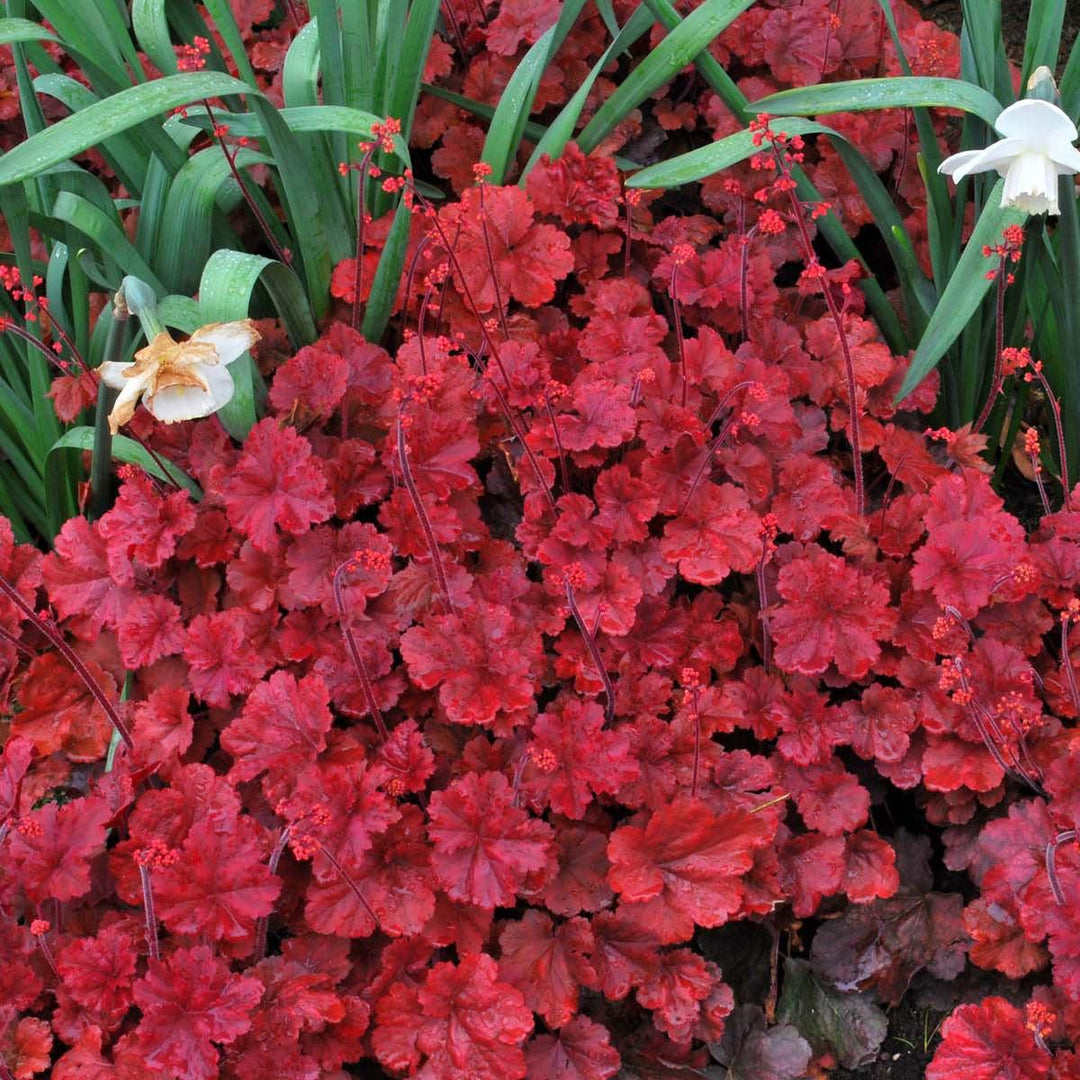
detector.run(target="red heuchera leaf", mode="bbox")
[524,1015,620,1080]
[636,948,728,1043]
[0,734,33,823]
[441,185,573,310]
[428,771,553,908]
[98,473,197,569]
[132,686,194,772]
[660,484,760,585]
[607,795,773,943]
[2,1017,52,1080]
[484,0,560,55]
[769,547,896,678]
[184,609,271,707]
[541,822,614,916]
[115,593,186,669]
[521,699,639,819]
[47,369,98,422]
[268,342,349,419]
[842,830,901,904]
[525,144,622,229]
[57,923,139,1023]
[556,377,638,453]
[400,601,540,727]
[133,944,264,1080]
[780,832,846,917]
[154,818,281,945]
[373,953,534,1080]
[222,670,334,782]
[216,418,334,551]
[42,515,134,632]
[498,910,597,1028]
[911,470,1026,617]
[926,997,1050,1080]
[8,795,111,902]
[11,652,113,762]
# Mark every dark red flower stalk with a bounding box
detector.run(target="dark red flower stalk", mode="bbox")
[1046,829,1076,905]
[1061,600,1080,718]
[974,226,1024,434]
[680,382,767,514]
[756,514,778,669]
[670,245,693,408]
[543,382,571,494]
[396,404,456,615]
[204,104,289,267]
[1024,358,1071,509]
[752,115,865,515]
[681,668,703,798]
[134,841,176,962]
[0,575,134,751]
[473,164,511,342]
[30,919,57,977]
[253,824,293,962]
[332,559,389,741]
[563,564,615,727]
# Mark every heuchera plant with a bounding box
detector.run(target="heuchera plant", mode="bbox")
[4,0,1080,1078]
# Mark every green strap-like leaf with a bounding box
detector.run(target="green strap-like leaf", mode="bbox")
[49,191,166,293]
[131,0,179,75]
[1021,0,1066,89]
[154,146,274,294]
[197,250,318,439]
[482,0,590,183]
[896,179,1026,403]
[577,0,758,154]
[0,72,251,186]
[522,4,654,177]
[754,77,1002,126]
[0,17,60,46]
[48,427,202,501]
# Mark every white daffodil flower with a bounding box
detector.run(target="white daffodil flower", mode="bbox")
[938,98,1080,216]
[101,320,260,434]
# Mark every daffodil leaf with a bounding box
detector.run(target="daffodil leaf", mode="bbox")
[896,179,1027,403]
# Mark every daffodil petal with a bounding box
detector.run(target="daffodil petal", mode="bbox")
[188,320,261,367]
[940,138,1026,182]
[99,360,135,390]
[1046,140,1080,174]
[994,98,1078,143]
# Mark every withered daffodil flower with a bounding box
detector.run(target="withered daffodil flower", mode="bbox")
[101,320,260,434]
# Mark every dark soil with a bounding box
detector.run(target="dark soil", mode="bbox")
[833,994,944,1080]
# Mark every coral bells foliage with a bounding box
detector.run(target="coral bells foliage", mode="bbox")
[6,0,1080,1078]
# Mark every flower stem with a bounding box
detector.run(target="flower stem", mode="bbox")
[564,576,615,726]
[397,412,456,614]
[974,256,1008,434]
[332,562,389,740]
[0,575,133,751]
[138,864,160,961]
